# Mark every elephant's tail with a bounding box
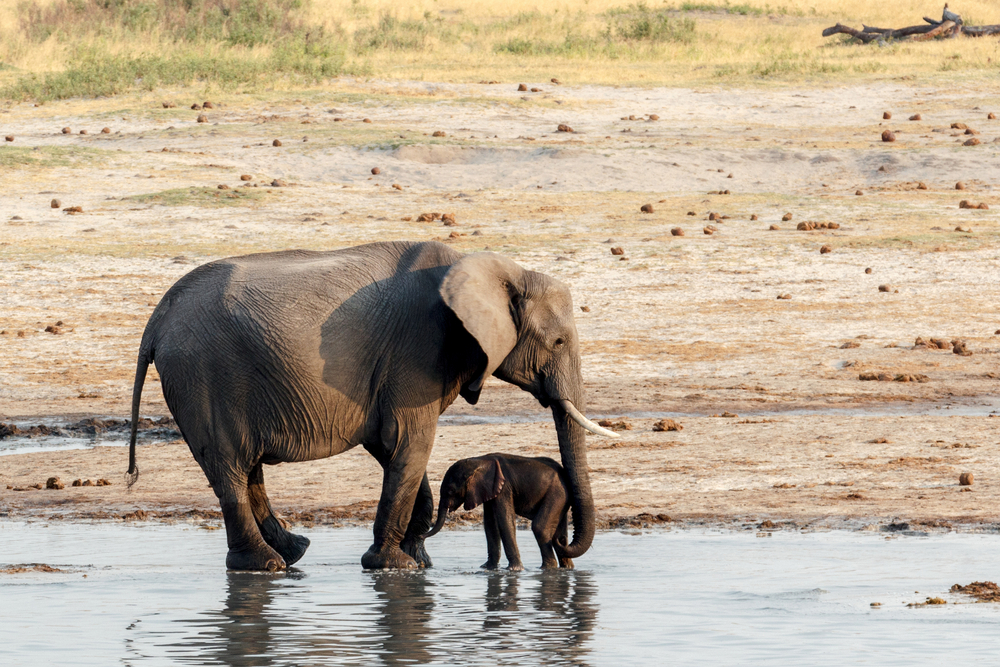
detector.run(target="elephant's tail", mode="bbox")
[126,345,152,489]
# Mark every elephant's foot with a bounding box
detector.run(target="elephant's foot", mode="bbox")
[362,544,417,570]
[559,558,574,570]
[506,562,525,572]
[540,559,560,570]
[260,521,311,567]
[226,544,286,572]
[400,536,432,568]
[481,560,500,570]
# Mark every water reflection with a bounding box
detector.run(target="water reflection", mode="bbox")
[153,566,597,666]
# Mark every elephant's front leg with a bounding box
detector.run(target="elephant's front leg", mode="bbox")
[399,473,434,568]
[362,433,433,570]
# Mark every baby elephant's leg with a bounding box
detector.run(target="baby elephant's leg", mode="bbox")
[481,502,502,570]
[532,492,566,569]
[493,496,523,571]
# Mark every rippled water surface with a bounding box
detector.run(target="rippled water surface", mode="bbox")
[2,524,1000,665]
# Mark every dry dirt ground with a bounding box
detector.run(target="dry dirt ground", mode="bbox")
[2,78,999,533]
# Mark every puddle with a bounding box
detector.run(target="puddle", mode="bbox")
[1,524,999,665]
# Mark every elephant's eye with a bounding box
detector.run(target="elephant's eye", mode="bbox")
[553,337,565,348]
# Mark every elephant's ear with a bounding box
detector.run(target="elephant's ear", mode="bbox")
[464,459,506,511]
[441,253,520,403]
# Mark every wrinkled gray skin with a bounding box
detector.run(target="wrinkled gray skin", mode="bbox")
[424,453,574,571]
[127,241,596,571]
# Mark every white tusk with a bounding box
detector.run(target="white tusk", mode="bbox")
[557,399,620,438]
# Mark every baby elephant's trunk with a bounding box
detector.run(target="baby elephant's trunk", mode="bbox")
[422,494,451,539]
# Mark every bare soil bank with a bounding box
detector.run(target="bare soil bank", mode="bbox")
[2,80,1000,530]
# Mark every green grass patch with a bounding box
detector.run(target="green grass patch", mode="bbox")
[125,185,271,207]
[0,145,110,167]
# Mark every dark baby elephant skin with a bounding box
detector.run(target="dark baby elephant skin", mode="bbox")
[126,240,612,571]
[424,453,575,571]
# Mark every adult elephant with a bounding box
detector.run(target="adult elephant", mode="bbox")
[126,241,617,571]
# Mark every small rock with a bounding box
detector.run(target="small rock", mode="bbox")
[883,111,892,119]
[518,84,528,91]
[670,227,684,236]
[777,294,792,300]
[878,284,894,293]
[881,130,895,142]
[820,245,832,254]
[273,139,282,147]
[557,124,573,133]
[46,477,64,490]
[640,203,654,213]
[196,114,207,123]
[952,122,968,130]
[371,167,381,175]
[963,138,981,146]
[652,419,682,432]
[240,174,252,181]
[956,182,966,190]
[61,127,71,134]
[610,247,625,256]
[865,267,872,274]
[769,224,780,231]
[782,213,792,221]
[50,199,61,208]
[909,114,922,121]
[917,182,928,190]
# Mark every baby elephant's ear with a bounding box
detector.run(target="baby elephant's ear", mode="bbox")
[464,459,506,511]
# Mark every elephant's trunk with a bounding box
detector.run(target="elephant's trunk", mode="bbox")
[422,492,451,539]
[552,399,596,560]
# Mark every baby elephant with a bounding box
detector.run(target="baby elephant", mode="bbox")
[424,453,573,571]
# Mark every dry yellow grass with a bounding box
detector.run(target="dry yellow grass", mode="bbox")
[2,1,1000,96]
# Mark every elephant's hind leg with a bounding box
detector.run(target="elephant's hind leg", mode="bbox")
[247,462,311,566]
[215,471,286,572]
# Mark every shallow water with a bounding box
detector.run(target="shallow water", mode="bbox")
[2,524,1000,665]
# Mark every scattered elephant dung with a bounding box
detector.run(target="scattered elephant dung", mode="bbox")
[963,138,981,146]
[101,127,110,134]
[704,225,716,235]
[273,139,282,147]
[217,184,230,190]
[79,129,88,135]
[551,78,561,84]
[240,174,252,181]
[196,114,207,123]
[750,214,758,221]
[46,477,64,490]
[797,221,839,231]
[670,227,684,236]
[652,419,682,432]
[61,127,71,134]
[371,167,381,175]
[432,131,446,137]
[965,128,979,135]
[917,182,928,190]
[50,199,60,208]
[63,206,83,214]
[162,101,176,108]
[518,84,528,91]
[769,224,780,230]
[951,122,968,130]
[362,118,372,124]
[960,472,974,486]
[782,213,792,221]
[392,183,402,190]
[596,418,632,431]
[881,130,896,142]
[191,103,201,110]
[4,135,13,142]
[989,113,997,120]
[855,190,864,195]
[878,284,895,293]
[271,179,287,187]
[441,213,457,226]
[952,340,972,356]
[883,111,892,119]
[865,267,873,274]
[640,203,654,213]
[909,114,922,121]
[610,247,625,256]
[820,245,832,254]
[777,293,792,300]
[557,124,573,133]
[956,182,966,190]
[530,88,542,93]
[203,101,214,109]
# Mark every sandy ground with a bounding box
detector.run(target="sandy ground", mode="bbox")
[2,79,1000,531]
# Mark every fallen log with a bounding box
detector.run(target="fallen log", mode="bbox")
[823,4,1000,42]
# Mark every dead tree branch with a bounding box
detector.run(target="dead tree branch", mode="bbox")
[823,4,1000,43]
